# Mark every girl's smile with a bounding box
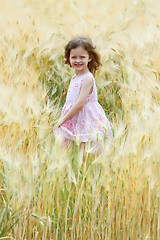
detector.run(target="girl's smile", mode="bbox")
[69,46,92,75]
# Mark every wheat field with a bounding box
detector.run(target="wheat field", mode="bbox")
[0,0,160,239]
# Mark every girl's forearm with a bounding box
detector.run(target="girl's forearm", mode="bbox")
[61,102,83,125]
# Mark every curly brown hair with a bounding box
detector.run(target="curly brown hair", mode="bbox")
[64,35,102,75]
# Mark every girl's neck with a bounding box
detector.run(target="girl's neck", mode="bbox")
[75,70,90,78]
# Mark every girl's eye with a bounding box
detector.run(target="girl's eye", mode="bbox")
[81,56,85,58]
[71,56,76,59]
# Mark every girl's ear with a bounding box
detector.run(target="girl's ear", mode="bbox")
[88,55,93,62]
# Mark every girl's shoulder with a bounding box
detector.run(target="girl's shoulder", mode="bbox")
[83,72,95,83]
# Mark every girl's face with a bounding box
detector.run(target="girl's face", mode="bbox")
[69,46,92,75]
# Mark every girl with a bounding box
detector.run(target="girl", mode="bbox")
[54,35,113,157]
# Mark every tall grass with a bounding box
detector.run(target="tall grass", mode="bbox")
[0,0,160,239]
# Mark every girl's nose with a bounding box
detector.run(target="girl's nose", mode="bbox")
[75,58,80,62]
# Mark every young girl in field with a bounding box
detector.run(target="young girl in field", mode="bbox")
[54,35,113,159]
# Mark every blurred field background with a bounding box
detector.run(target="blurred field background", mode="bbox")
[0,0,160,239]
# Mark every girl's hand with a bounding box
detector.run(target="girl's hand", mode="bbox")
[56,117,64,128]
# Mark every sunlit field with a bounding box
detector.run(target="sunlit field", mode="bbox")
[0,0,160,239]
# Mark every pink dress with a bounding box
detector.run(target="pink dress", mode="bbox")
[55,72,113,151]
